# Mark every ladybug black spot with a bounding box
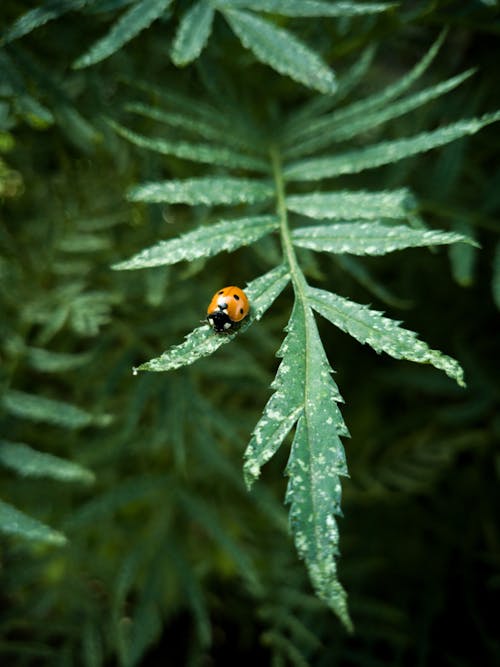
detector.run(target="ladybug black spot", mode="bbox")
[233,294,240,300]
[240,308,244,314]
[218,290,224,295]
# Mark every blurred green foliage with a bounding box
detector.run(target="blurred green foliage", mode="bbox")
[1,1,500,665]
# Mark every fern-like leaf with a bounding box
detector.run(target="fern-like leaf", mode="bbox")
[25,347,93,373]
[134,264,290,372]
[287,189,415,220]
[73,0,173,69]
[284,30,447,144]
[0,498,67,546]
[284,112,500,181]
[215,0,393,15]
[291,222,472,256]
[307,286,465,386]
[109,119,268,171]
[284,68,476,159]
[113,216,279,270]
[127,176,274,205]
[222,8,337,94]
[244,296,351,628]
[125,100,260,153]
[1,0,87,44]
[171,0,215,66]
[0,440,95,483]
[2,389,109,428]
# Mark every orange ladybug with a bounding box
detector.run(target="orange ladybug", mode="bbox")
[207,286,250,334]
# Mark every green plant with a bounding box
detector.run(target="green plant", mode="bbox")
[1,1,500,665]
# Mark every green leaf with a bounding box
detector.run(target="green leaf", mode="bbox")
[57,232,111,253]
[113,215,279,270]
[307,286,465,386]
[0,498,67,546]
[171,0,215,66]
[0,440,95,484]
[222,8,337,94]
[123,81,262,150]
[135,264,290,372]
[244,297,348,484]
[214,0,393,16]
[284,30,447,146]
[448,221,477,287]
[127,176,274,205]
[82,622,103,667]
[284,45,376,137]
[125,101,260,153]
[244,297,351,628]
[292,222,472,256]
[2,389,108,429]
[285,68,476,159]
[73,0,173,69]
[108,119,268,171]
[284,112,500,181]
[287,189,415,220]
[0,52,55,127]
[25,347,93,373]
[1,0,87,43]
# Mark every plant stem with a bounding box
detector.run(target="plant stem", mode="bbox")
[270,145,306,294]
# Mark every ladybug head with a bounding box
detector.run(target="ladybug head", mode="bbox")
[207,310,235,333]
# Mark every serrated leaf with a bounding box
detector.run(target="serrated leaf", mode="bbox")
[125,101,260,153]
[2,0,87,43]
[73,0,173,69]
[113,215,279,270]
[123,82,260,148]
[284,30,446,146]
[2,389,107,429]
[127,176,274,205]
[0,440,95,483]
[292,222,471,256]
[284,112,500,181]
[215,0,393,16]
[171,0,214,66]
[244,297,348,485]
[307,286,465,386]
[0,498,67,546]
[244,296,350,627]
[284,45,376,137]
[109,119,268,171]
[223,8,337,94]
[135,264,290,372]
[287,189,415,220]
[285,68,476,159]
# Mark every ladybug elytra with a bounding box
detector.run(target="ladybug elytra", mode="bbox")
[207,286,250,333]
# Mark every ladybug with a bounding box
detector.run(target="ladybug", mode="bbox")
[207,286,250,334]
